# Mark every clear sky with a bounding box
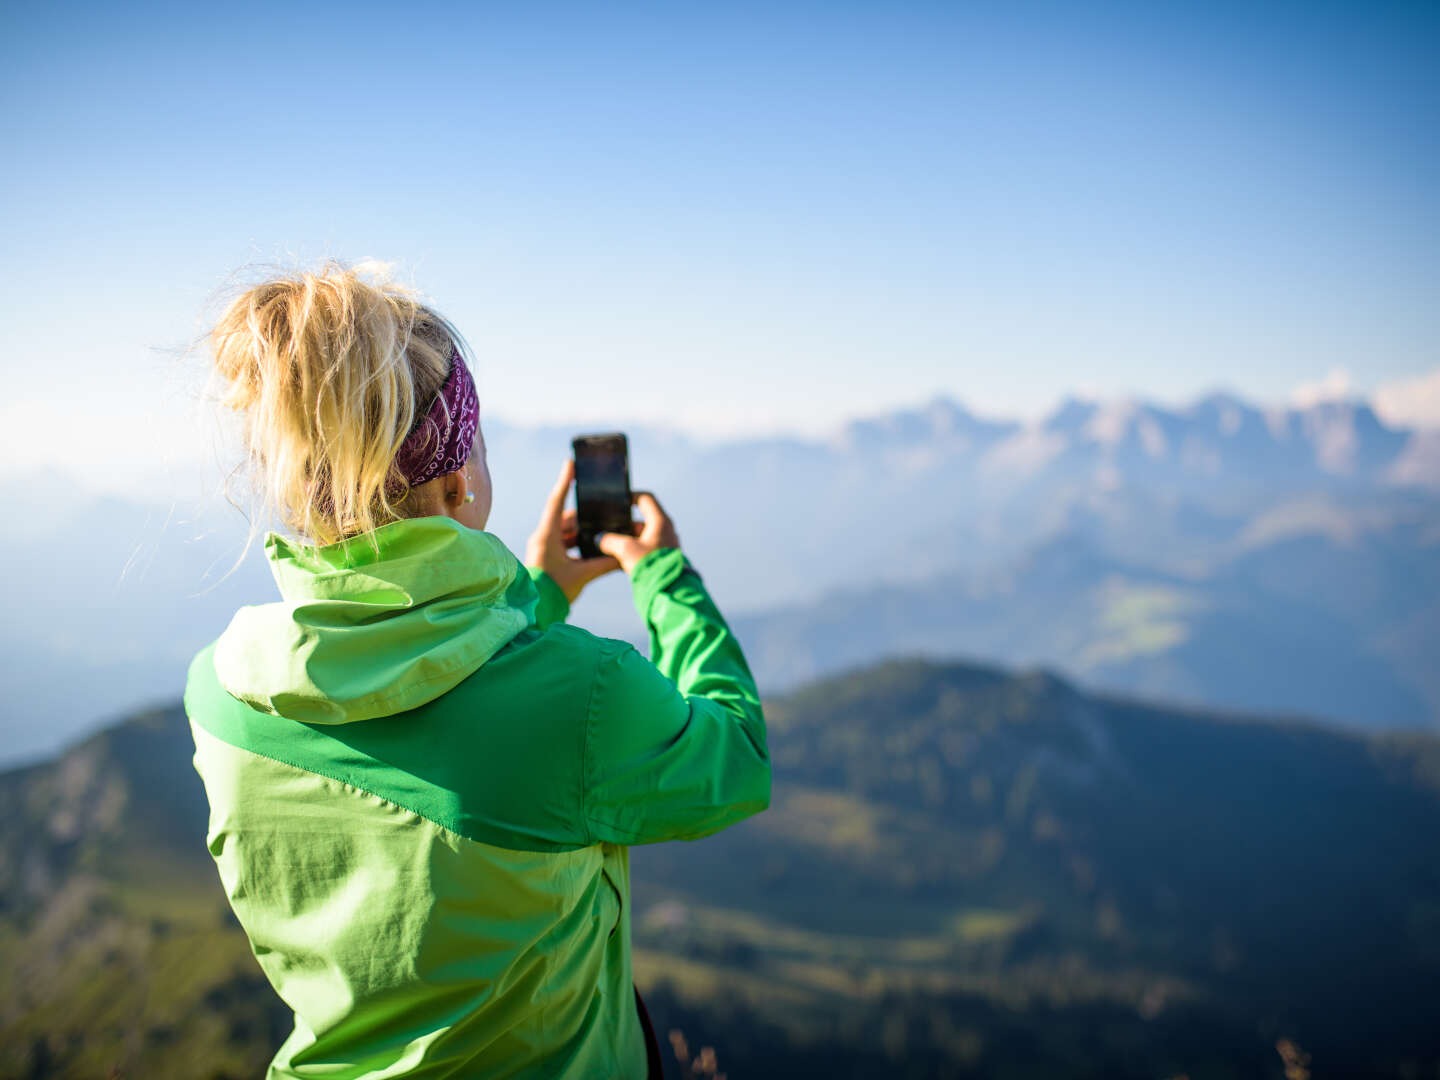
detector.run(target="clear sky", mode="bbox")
[2,0,1437,491]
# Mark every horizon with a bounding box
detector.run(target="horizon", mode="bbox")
[1,365,1432,517]
[2,362,1436,507]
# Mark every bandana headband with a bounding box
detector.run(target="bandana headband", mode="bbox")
[394,346,479,488]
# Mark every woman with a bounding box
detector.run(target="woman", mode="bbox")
[184,263,770,1078]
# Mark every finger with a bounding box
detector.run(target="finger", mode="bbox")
[560,509,578,532]
[633,490,667,517]
[633,492,669,544]
[596,531,639,561]
[541,459,573,528]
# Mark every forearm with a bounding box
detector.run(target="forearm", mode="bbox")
[629,549,765,744]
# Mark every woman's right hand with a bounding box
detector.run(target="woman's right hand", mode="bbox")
[598,491,681,576]
[526,461,621,603]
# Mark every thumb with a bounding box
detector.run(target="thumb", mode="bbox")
[595,531,638,562]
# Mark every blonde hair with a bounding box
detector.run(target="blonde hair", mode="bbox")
[209,261,470,549]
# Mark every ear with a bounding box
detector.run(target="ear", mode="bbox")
[445,468,473,506]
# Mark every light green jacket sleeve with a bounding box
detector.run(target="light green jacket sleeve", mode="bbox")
[583,548,771,845]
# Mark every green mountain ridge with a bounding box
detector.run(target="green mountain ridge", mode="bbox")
[3,658,1440,1078]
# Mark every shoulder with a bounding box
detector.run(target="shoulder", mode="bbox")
[452,622,643,718]
[506,624,673,718]
[509,621,637,668]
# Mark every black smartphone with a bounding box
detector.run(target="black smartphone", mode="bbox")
[571,432,633,559]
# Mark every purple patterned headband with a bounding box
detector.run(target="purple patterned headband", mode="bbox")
[394,347,480,488]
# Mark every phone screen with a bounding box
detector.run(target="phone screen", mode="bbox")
[572,433,632,559]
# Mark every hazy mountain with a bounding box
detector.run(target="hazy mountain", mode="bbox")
[736,490,1440,729]
[2,388,1435,767]
[1010,394,1416,494]
[3,659,1439,1078]
[713,392,1440,731]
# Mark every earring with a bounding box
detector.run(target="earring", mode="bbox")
[463,492,475,504]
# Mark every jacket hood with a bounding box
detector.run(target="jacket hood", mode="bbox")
[213,516,538,725]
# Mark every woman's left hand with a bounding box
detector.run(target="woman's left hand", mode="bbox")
[525,460,622,603]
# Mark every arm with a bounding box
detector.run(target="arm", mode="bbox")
[526,565,571,630]
[584,519,770,845]
[633,549,763,736]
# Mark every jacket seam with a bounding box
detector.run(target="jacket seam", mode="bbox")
[190,715,587,854]
[579,643,606,847]
[584,812,653,844]
[193,718,472,845]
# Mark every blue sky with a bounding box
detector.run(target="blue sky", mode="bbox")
[2,1,1437,489]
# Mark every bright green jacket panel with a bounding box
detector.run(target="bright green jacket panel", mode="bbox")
[191,723,645,1080]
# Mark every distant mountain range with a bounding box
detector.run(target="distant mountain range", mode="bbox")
[2,386,1436,766]
[4,659,1439,1078]
[733,486,1440,728]
[475,389,1440,615]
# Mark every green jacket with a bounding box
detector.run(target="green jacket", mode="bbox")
[183,515,770,1078]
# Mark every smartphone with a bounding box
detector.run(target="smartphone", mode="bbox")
[571,432,633,559]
